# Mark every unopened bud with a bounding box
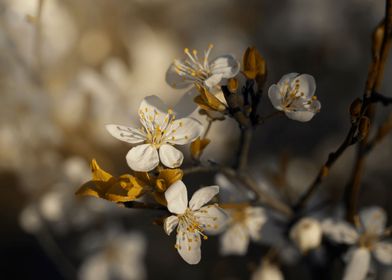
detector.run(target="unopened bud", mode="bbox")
[243,47,267,83]
[290,217,322,254]
[358,116,370,140]
[228,78,238,92]
[349,98,362,120]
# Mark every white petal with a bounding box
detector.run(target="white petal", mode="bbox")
[194,205,228,235]
[159,144,184,168]
[204,73,223,89]
[294,74,316,98]
[164,215,179,235]
[268,84,284,110]
[285,110,316,122]
[165,180,188,215]
[343,247,371,280]
[277,72,299,86]
[126,144,159,172]
[321,219,359,245]
[138,95,169,130]
[175,226,201,265]
[172,88,199,118]
[245,207,267,240]
[220,224,250,256]
[373,242,392,265]
[210,55,240,78]
[189,185,219,210]
[165,118,203,145]
[105,124,146,144]
[359,206,387,235]
[166,62,193,89]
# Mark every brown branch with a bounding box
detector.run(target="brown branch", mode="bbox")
[364,113,392,154]
[294,119,359,210]
[345,0,392,223]
[237,128,253,171]
[295,0,392,212]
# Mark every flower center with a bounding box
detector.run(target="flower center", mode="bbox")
[174,44,214,84]
[139,108,180,148]
[178,208,208,240]
[280,79,317,111]
[359,232,378,249]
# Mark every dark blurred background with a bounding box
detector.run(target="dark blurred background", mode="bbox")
[1,0,392,279]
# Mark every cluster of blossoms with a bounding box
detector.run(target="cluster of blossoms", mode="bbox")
[76,44,391,279]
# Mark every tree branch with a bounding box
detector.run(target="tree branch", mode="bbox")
[345,0,392,223]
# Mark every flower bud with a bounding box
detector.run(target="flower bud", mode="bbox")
[358,116,370,140]
[228,78,238,92]
[243,47,266,83]
[290,217,322,253]
[349,98,362,120]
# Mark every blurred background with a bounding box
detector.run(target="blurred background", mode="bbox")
[1,0,392,279]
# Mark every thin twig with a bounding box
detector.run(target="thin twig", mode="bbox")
[295,0,392,213]
[345,0,392,223]
[364,113,392,154]
[237,128,253,171]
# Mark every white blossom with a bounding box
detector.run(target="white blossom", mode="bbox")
[163,181,228,264]
[220,206,266,256]
[322,207,392,280]
[268,73,321,122]
[106,95,203,172]
[78,231,146,280]
[166,44,240,92]
[252,260,284,280]
[290,217,322,253]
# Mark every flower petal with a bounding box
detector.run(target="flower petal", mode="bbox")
[277,72,299,86]
[210,55,240,78]
[175,225,201,265]
[189,185,219,210]
[165,180,188,215]
[105,124,146,144]
[285,110,316,122]
[159,144,184,168]
[220,223,250,256]
[321,219,359,245]
[165,62,193,89]
[295,74,316,98]
[359,206,387,235]
[165,118,203,145]
[343,247,371,280]
[138,95,169,130]
[245,207,267,240]
[164,215,179,235]
[204,73,223,90]
[268,84,284,110]
[172,88,199,118]
[195,205,228,235]
[126,144,159,172]
[373,241,392,265]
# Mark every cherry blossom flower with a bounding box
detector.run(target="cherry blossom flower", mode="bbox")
[106,95,203,172]
[290,217,322,253]
[322,207,392,280]
[166,44,240,92]
[252,259,284,280]
[78,231,146,280]
[220,206,267,256]
[268,73,321,122]
[163,181,228,264]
